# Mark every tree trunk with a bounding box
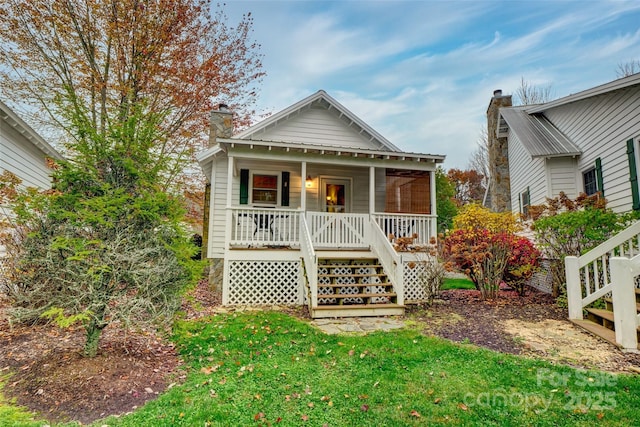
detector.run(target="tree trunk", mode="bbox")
[84,308,107,358]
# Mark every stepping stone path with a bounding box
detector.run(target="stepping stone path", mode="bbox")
[311,317,405,335]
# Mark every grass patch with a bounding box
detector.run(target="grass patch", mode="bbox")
[442,277,476,290]
[5,311,640,426]
[0,378,43,427]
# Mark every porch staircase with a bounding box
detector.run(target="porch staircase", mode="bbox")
[571,290,640,349]
[309,257,404,318]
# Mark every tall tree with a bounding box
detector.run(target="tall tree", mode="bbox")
[468,127,490,203]
[0,0,264,357]
[435,167,457,232]
[447,168,486,206]
[0,0,264,190]
[514,76,554,106]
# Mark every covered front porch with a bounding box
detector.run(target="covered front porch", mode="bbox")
[201,137,444,317]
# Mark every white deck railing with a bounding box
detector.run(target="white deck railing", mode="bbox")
[299,215,318,309]
[370,218,404,305]
[230,207,300,247]
[565,220,640,351]
[372,213,437,245]
[307,212,370,249]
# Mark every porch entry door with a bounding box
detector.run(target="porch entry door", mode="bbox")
[320,178,350,213]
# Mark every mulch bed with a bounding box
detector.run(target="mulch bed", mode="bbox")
[408,288,566,354]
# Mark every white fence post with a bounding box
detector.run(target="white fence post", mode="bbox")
[610,257,639,351]
[565,256,583,320]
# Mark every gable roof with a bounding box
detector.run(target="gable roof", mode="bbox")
[0,100,63,160]
[526,72,640,114]
[499,107,581,158]
[233,90,401,152]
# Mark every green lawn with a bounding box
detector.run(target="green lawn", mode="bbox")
[442,277,476,290]
[3,311,640,426]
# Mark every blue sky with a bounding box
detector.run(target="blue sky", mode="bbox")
[224,0,640,170]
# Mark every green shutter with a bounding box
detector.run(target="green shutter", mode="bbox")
[281,172,290,207]
[240,169,249,205]
[627,139,640,210]
[595,157,604,197]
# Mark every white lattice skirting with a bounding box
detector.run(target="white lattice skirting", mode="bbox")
[226,260,303,305]
[403,260,429,302]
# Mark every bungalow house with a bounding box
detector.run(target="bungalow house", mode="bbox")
[487,72,640,216]
[1,100,63,259]
[197,90,445,318]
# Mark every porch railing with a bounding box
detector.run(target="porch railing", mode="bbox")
[370,218,404,305]
[372,213,437,245]
[307,212,370,249]
[565,220,640,351]
[230,207,300,247]
[299,215,318,309]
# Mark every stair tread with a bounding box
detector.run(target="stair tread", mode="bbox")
[314,303,404,310]
[603,298,640,312]
[318,273,386,278]
[570,319,621,348]
[318,283,392,288]
[320,264,382,268]
[319,292,396,299]
[585,307,615,322]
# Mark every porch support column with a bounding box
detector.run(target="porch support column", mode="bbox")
[222,155,235,305]
[301,161,307,211]
[369,166,375,214]
[430,169,437,238]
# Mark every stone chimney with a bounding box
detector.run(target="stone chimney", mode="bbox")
[209,103,234,147]
[486,89,512,212]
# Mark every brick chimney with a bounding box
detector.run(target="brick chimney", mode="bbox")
[209,103,234,147]
[487,89,512,212]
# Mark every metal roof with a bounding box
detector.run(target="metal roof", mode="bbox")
[499,108,581,158]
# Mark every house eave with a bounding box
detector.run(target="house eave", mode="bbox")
[218,138,445,165]
[0,100,64,160]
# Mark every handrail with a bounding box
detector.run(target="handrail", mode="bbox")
[369,218,404,305]
[299,215,318,309]
[575,221,640,268]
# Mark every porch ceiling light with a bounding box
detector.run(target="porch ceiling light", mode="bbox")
[305,175,313,188]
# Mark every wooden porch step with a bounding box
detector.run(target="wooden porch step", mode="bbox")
[320,292,396,299]
[319,263,382,269]
[318,282,393,289]
[311,304,404,318]
[570,319,621,348]
[318,273,387,279]
[604,298,640,312]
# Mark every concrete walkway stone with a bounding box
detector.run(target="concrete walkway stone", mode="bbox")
[311,317,405,335]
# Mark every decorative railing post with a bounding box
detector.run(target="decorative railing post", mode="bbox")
[395,254,404,306]
[610,257,639,351]
[565,256,583,320]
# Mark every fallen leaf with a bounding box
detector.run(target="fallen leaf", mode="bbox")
[360,404,369,412]
[458,403,468,411]
[596,413,605,420]
[348,349,355,356]
[254,412,265,421]
[301,414,309,421]
[308,402,314,408]
[434,398,442,404]
[410,410,421,418]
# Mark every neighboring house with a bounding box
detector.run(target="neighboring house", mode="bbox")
[0,100,63,257]
[487,73,640,216]
[197,90,445,317]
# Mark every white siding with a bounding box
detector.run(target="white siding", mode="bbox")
[250,108,380,150]
[0,120,52,189]
[546,157,579,200]
[508,131,547,214]
[543,85,640,213]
